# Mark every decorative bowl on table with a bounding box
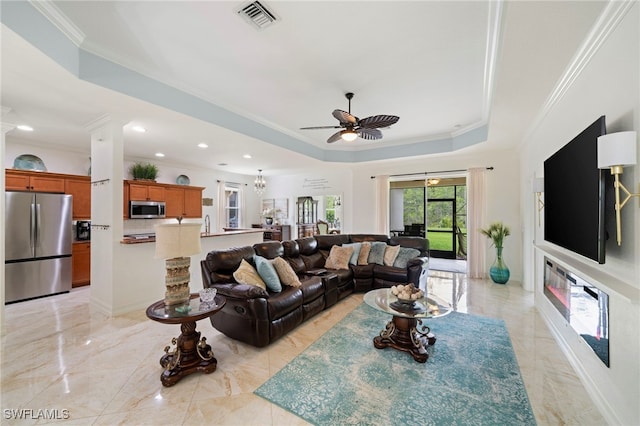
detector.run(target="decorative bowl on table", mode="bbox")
[199,288,217,306]
[389,284,426,312]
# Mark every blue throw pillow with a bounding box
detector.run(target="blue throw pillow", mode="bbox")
[393,247,421,268]
[254,255,282,293]
[367,241,387,266]
[342,242,362,265]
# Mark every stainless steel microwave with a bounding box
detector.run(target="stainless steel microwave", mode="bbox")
[129,200,166,219]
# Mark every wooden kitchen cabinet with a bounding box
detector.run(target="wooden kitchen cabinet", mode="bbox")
[123,180,203,219]
[72,242,91,287]
[5,169,65,193]
[165,186,203,218]
[128,182,165,201]
[65,176,91,219]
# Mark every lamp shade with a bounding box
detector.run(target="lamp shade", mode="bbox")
[532,177,544,193]
[154,223,202,259]
[597,131,637,168]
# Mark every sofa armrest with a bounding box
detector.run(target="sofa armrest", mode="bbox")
[207,282,269,299]
[407,256,429,289]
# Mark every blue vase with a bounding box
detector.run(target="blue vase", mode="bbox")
[489,247,510,284]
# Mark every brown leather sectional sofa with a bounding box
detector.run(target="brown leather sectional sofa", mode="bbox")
[200,234,429,347]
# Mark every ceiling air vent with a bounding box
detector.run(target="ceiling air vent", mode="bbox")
[237,1,277,30]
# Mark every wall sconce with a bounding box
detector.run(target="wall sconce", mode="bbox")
[155,221,202,308]
[532,177,544,227]
[597,131,638,246]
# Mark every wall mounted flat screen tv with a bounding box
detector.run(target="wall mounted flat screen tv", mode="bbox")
[543,116,608,264]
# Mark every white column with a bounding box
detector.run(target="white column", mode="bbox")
[85,115,127,316]
[1,122,16,323]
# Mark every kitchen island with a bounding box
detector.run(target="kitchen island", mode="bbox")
[92,229,265,315]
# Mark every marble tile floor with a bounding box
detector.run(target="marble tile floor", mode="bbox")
[1,272,605,425]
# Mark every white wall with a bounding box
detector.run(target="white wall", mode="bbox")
[350,149,522,280]
[519,3,639,424]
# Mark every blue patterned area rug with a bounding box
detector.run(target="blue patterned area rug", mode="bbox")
[255,303,536,425]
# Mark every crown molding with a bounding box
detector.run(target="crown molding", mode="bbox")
[522,0,636,144]
[29,0,85,47]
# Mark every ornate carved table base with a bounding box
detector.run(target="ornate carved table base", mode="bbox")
[373,316,436,363]
[159,321,217,387]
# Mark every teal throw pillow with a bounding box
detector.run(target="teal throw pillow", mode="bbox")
[367,241,387,266]
[393,247,421,268]
[342,242,362,265]
[254,255,282,293]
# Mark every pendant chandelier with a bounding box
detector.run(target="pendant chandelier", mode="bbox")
[254,169,266,195]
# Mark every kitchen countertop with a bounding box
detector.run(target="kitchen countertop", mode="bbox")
[120,228,265,244]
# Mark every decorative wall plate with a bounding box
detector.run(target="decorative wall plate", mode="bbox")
[176,174,190,185]
[13,154,47,171]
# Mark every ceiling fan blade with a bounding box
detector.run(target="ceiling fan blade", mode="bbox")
[357,128,383,140]
[300,125,342,130]
[332,109,358,125]
[359,115,400,129]
[327,131,344,143]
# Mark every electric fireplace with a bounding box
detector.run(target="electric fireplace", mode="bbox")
[543,257,609,367]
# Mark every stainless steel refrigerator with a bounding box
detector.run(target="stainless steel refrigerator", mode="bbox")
[5,192,73,304]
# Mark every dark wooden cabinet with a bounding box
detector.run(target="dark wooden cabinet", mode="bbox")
[252,224,291,241]
[72,242,91,287]
[297,223,316,238]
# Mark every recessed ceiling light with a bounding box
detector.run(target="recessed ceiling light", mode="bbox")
[197,143,208,148]
[155,152,165,157]
[17,125,34,132]
[243,154,252,159]
[218,163,228,166]
[132,126,146,133]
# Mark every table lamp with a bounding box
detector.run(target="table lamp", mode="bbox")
[155,221,202,306]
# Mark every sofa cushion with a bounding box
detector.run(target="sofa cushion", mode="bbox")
[368,241,387,265]
[393,247,421,268]
[301,252,325,270]
[254,255,282,293]
[383,245,401,266]
[357,242,372,265]
[272,256,302,288]
[343,242,362,265]
[325,245,354,270]
[315,234,351,251]
[233,259,267,290]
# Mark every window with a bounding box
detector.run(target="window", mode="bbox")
[225,184,242,228]
[390,177,467,259]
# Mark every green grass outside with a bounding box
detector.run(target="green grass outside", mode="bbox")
[427,228,467,252]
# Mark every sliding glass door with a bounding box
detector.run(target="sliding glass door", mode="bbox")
[390,178,467,260]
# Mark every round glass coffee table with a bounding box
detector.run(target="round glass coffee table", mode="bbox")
[146,293,226,386]
[363,288,451,363]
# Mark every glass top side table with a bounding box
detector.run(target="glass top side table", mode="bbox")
[146,293,226,386]
[364,288,451,363]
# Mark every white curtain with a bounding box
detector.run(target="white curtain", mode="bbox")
[216,180,226,232]
[239,184,246,228]
[467,168,487,278]
[375,175,390,235]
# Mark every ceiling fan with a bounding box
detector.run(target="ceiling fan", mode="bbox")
[300,92,400,143]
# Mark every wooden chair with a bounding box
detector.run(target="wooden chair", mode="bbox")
[316,220,329,235]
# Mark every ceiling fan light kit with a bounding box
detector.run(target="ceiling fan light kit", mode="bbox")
[301,92,399,144]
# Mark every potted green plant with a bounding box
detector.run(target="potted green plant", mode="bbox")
[130,162,159,181]
[479,221,511,284]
